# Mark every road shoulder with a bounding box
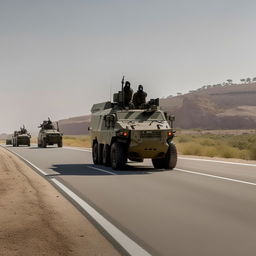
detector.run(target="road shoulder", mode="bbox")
[0,146,120,256]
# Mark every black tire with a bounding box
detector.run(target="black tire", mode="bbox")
[152,158,165,169]
[92,142,99,164]
[98,144,104,164]
[110,142,127,170]
[164,143,177,169]
[103,144,111,166]
[42,139,47,148]
[58,140,63,148]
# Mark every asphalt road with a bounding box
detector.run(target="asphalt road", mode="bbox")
[3,145,256,256]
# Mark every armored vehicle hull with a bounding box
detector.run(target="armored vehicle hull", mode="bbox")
[38,119,63,148]
[6,139,12,145]
[13,135,30,147]
[38,129,63,148]
[90,102,177,170]
[12,126,31,147]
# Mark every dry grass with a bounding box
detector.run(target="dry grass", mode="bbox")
[62,135,91,148]
[174,132,256,160]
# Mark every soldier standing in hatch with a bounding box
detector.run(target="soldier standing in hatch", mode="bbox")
[124,81,133,107]
[132,85,147,108]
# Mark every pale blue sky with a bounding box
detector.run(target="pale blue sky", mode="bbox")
[1,0,256,132]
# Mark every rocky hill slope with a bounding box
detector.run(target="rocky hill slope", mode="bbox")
[161,83,256,129]
[58,115,91,135]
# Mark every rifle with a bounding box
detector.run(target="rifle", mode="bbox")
[121,76,125,108]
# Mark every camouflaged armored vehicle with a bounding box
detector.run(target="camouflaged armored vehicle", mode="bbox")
[6,137,12,145]
[89,81,177,170]
[38,118,63,148]
[12,126,31,147]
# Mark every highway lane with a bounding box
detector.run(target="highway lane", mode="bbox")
[3,145,256,256]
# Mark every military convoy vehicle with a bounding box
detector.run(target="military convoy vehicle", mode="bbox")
[6,137,12,145]
[38,118,63,148]
[12,126,31,147]
[89,80,177,170]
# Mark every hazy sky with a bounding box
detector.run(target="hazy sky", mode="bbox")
[1,0,256,133]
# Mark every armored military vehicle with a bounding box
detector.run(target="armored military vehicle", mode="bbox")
[6,137,12,145]
[38,118,63,148]
[89,79,177,170]
[12,126,31,147]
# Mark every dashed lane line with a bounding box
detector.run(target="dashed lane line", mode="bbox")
[175,168,256,187]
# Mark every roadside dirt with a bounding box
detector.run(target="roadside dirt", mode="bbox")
[0,147,120,256]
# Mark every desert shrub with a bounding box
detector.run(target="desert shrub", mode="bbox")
[249,144,256,160]
[177,136,190,143]
[217,145,240,159]
[176,132,256,160]
[200,139,215,146]
[204,147,218,157]
[181,143,203,155]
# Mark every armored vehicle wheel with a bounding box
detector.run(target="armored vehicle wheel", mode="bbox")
[92,142,99,164]
[103,144,111,166]
[164,143,177,169]
[42,139,47,148]
[58,140,63,147]
[110,142,127,170]
[98,144,104,164]
[152,158,165,169]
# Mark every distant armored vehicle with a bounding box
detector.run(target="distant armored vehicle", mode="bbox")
[12,126,31,147]
[6,138,12,145]
[38,118,63,148]
[89,78,177,170]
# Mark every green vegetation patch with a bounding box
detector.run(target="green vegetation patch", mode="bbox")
[174,133,256,160]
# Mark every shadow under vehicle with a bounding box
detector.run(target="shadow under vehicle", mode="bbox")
[38,118,63,148]
[89,78,177,170]
[12,126,31,147]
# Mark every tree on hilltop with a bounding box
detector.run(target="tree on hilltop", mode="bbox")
[227,79,232,84]
[246,78,251,83]
[252,77,256,82]
[240,79,245,84]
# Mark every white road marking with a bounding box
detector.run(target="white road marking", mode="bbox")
[175,168,256,187]
[64,146,92,152]
[88,166,116,175]
[51,178,151,256]
[179,157,256,167]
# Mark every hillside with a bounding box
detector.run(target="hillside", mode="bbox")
[58,115,91,135]
[57,83,256,134]
[160,83,256,129]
